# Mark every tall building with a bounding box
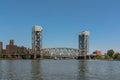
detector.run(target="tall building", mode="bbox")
[10,40,14,45]
[32,25,43,59]
[0,42,3,53]
[78,31,90,59]
[6,40,15,54]
[6,40,28,54]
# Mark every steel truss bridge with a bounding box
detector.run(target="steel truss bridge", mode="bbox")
[42,48,96,59]
[43,48,81,58]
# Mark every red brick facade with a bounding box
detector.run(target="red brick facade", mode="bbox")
[93,50,101,56]
[0,42,3,53]
[5,40,29,54]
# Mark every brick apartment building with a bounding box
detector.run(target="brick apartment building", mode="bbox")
[0,40,29,55]
[0,42,3,53]
[93,50,102,56]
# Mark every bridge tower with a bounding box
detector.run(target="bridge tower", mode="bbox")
[78,31,90,59]
[32,25,43,59]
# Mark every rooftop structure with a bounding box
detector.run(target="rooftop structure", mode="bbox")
[32,25,43,32]
[79,31,90,36]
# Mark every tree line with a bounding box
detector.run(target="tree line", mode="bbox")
[94,49,120,60]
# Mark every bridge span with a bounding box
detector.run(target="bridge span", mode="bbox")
[43,48,80,58]
[42,47,95,59]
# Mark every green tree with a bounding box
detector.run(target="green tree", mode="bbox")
[113,53,120,60]
[26,54,31,59]
[0,54,3,58]
[94,55,103,60]
[107,49,114,58]
[104,54,110,60]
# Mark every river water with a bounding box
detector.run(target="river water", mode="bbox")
[0,60,120,80]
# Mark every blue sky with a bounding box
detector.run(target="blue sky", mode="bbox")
[0,0,120,53]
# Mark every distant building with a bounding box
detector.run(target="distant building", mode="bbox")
[93,50,101,56]
[6,40,28,54]
[10,40,14,45]
[6,40,14,54]
[0,42,3,53]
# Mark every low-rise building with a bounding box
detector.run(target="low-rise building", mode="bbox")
[93,50,102,56]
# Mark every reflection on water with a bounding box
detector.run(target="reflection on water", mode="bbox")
[40,60,78,80]
[31,60,42,80]
[77,60,88,80]
[0,60,120,80]
[78,60,120,80]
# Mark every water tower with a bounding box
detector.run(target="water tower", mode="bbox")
[32,25,43,59]
[78,31,90,59]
